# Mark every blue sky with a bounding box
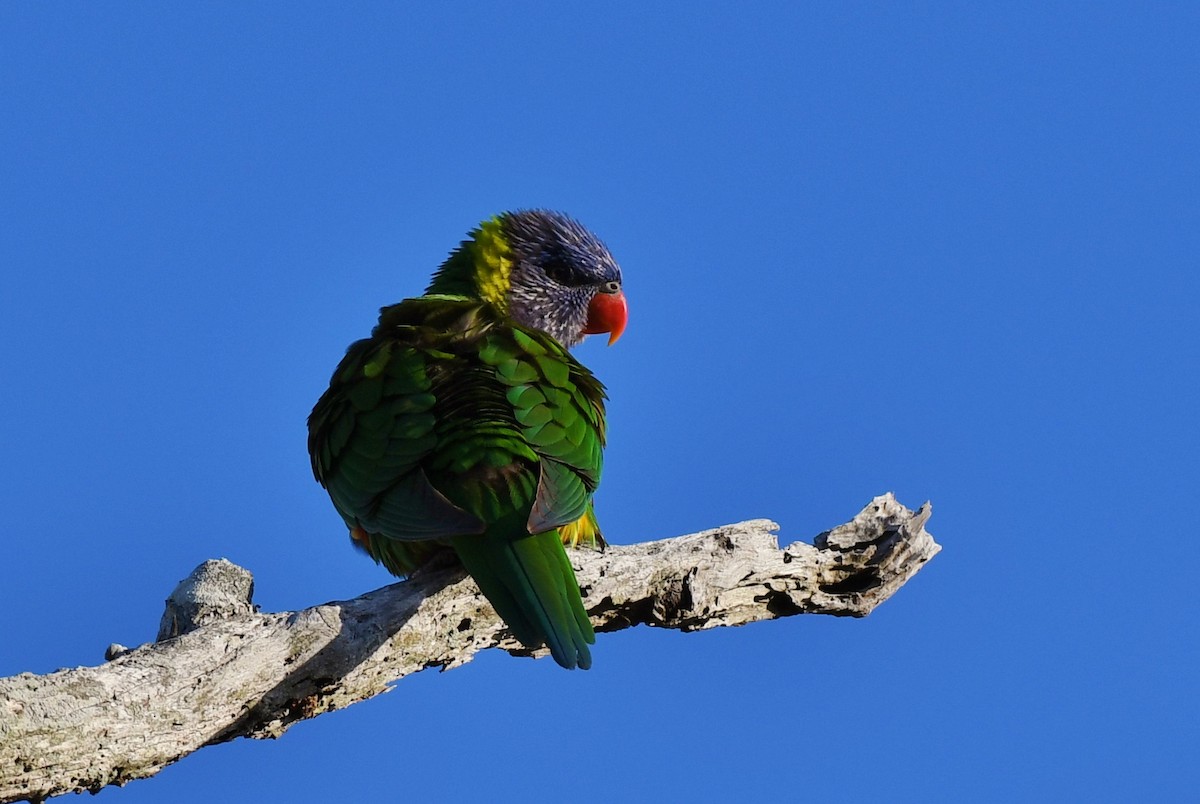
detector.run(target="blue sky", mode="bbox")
[2,3,1196,801]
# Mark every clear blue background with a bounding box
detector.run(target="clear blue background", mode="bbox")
[2,3,1196,802]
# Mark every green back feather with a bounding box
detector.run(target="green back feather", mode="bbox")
[308,296,606,668]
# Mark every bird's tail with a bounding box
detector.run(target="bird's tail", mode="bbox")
[451,528,594,670]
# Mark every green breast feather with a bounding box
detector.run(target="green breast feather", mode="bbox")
[308,296,607,669]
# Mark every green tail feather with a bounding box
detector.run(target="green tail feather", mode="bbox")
[451,529,594,670]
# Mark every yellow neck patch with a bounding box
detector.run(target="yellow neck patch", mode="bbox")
[471,217,513,312]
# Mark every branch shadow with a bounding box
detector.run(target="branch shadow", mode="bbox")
[207,558,464,744]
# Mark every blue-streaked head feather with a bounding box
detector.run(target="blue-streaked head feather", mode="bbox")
[500,210,623,348]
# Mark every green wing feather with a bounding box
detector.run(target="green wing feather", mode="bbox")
[308,297,607,669]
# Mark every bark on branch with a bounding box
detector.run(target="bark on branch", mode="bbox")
[0,493,939,803]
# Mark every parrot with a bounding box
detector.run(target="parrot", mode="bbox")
[307,210,627,670]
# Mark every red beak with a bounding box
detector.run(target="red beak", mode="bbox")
[582,289,628,345]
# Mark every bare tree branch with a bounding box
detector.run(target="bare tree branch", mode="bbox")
[0,493,939,803]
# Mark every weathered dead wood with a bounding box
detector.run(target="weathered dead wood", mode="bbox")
[0,493,938,803]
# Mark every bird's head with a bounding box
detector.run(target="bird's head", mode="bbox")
[427,210,628,348]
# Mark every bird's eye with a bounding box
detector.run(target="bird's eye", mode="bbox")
[600,280,621,294]
[542,252,582,286]
[547,256,578,288]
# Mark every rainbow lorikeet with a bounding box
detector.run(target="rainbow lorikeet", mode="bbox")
[308,210,627,669]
